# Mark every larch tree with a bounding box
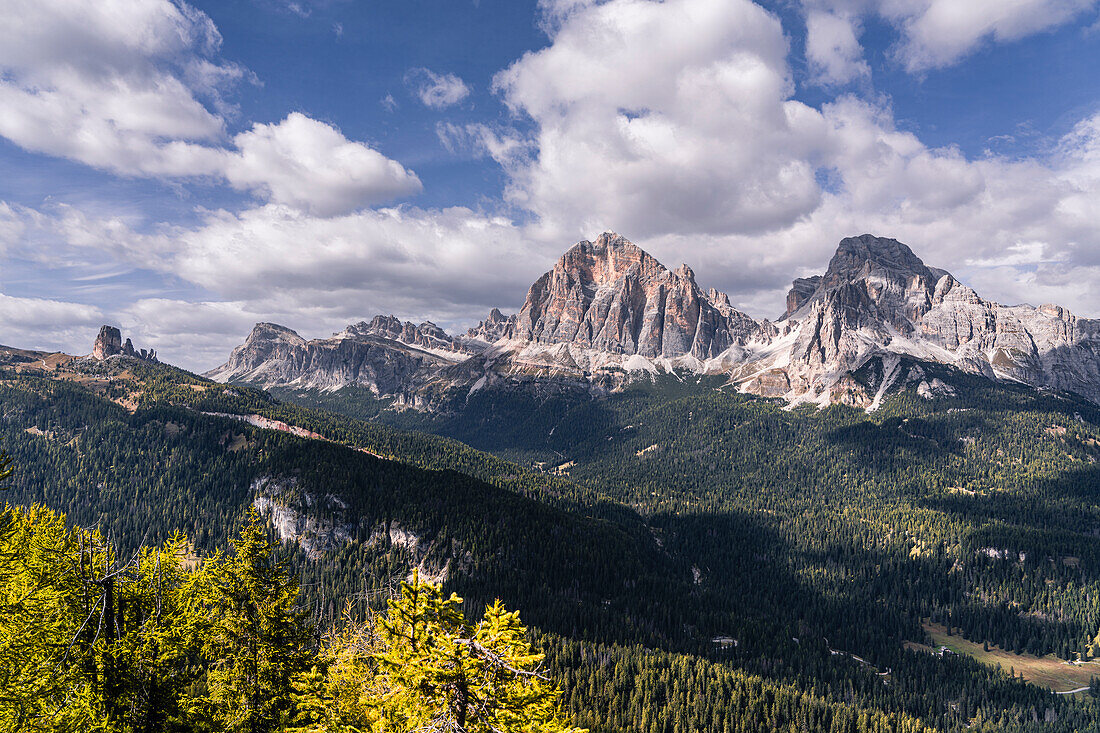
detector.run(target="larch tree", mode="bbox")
[373,572,584,733]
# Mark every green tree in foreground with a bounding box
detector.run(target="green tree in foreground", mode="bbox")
[0,446,580,733]
[292,572,583,733]
[193,509,312,733]
[288,607,384,733]
[0,449,202,733]
[0,502,93,732]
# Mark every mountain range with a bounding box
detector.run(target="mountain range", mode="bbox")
[10,233,1100,729]
[207,232,1100,410]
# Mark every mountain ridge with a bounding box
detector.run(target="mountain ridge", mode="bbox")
[205,232,1100,410]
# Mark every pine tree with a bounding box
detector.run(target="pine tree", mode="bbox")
[0,502,102,732]
[199,509,312,733]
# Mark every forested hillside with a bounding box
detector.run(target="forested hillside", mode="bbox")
[281,364,1100,730]
[7,353,1100,730]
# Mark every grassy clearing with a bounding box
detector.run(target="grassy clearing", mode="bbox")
[922,621,1100,694]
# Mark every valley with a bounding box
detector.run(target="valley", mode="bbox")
[6,0,1100,726]
[917,621,1100,695]
[8,234,1100,730]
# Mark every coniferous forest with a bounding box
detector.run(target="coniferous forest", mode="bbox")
[8,354,1100,731]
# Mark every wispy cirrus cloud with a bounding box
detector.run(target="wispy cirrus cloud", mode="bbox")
[799,0,1100,77]
[405,67,471,109]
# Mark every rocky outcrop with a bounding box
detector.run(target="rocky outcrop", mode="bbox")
[252,476,353,560]
[92,325,156,362]
[783,276,822,320]
[366,520,473,584]
[92,326,122,360]
[251,474,473,579]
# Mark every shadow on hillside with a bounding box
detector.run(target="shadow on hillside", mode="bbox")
[651,507,1082,716]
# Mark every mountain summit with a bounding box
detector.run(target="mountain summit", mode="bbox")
[763,234,1100,406]
[510,232,769,360]
[207,233,1100,409]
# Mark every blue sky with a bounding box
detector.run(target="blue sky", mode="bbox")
[2,0,1100,369]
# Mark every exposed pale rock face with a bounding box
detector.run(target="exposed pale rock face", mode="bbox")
[93,326,122,360]
[342,315,465,354]
[511,232,767,360]
[757,235,1100,407]
[366,520,474,584]
[252,476,353,560]
[466,308,515,343]
[783,276,821,319]
[787,234,948,331]
[206,319,475,393]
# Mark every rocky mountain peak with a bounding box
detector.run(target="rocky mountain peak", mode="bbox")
[823,234,937,288]
[554,231,666,289]
[466,307,515,343]
[674,263,696,282]
[706,288,728,305]
[363,315,404,335]
[209,314,468,392]
[207,230,1100,413]
[247,322,306,346]
[343,315,463,353]
[511,233,766,360]
[1039,303,1073,321]
[785,234,953,334]
[749,234,1100,408]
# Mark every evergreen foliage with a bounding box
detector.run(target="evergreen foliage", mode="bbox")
[12,354,1100,730]
[0,476,579,733]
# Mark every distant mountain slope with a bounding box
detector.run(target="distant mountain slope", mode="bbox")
[207,319,469,395]
[208,232,1100,410]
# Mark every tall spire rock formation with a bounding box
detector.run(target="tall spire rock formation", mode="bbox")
[92,325,157,362]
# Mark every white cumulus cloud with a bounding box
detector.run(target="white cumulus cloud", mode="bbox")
[480,0,1100,323]
[886,0,1099,71]
[0,0,236,176]
[0,202,538,370]
[494,0,823,240]
[0,293,105,354]
[225,114,422,216]
[803,0,1100,73]
[805,10,870,84]
[0,0,422,217]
